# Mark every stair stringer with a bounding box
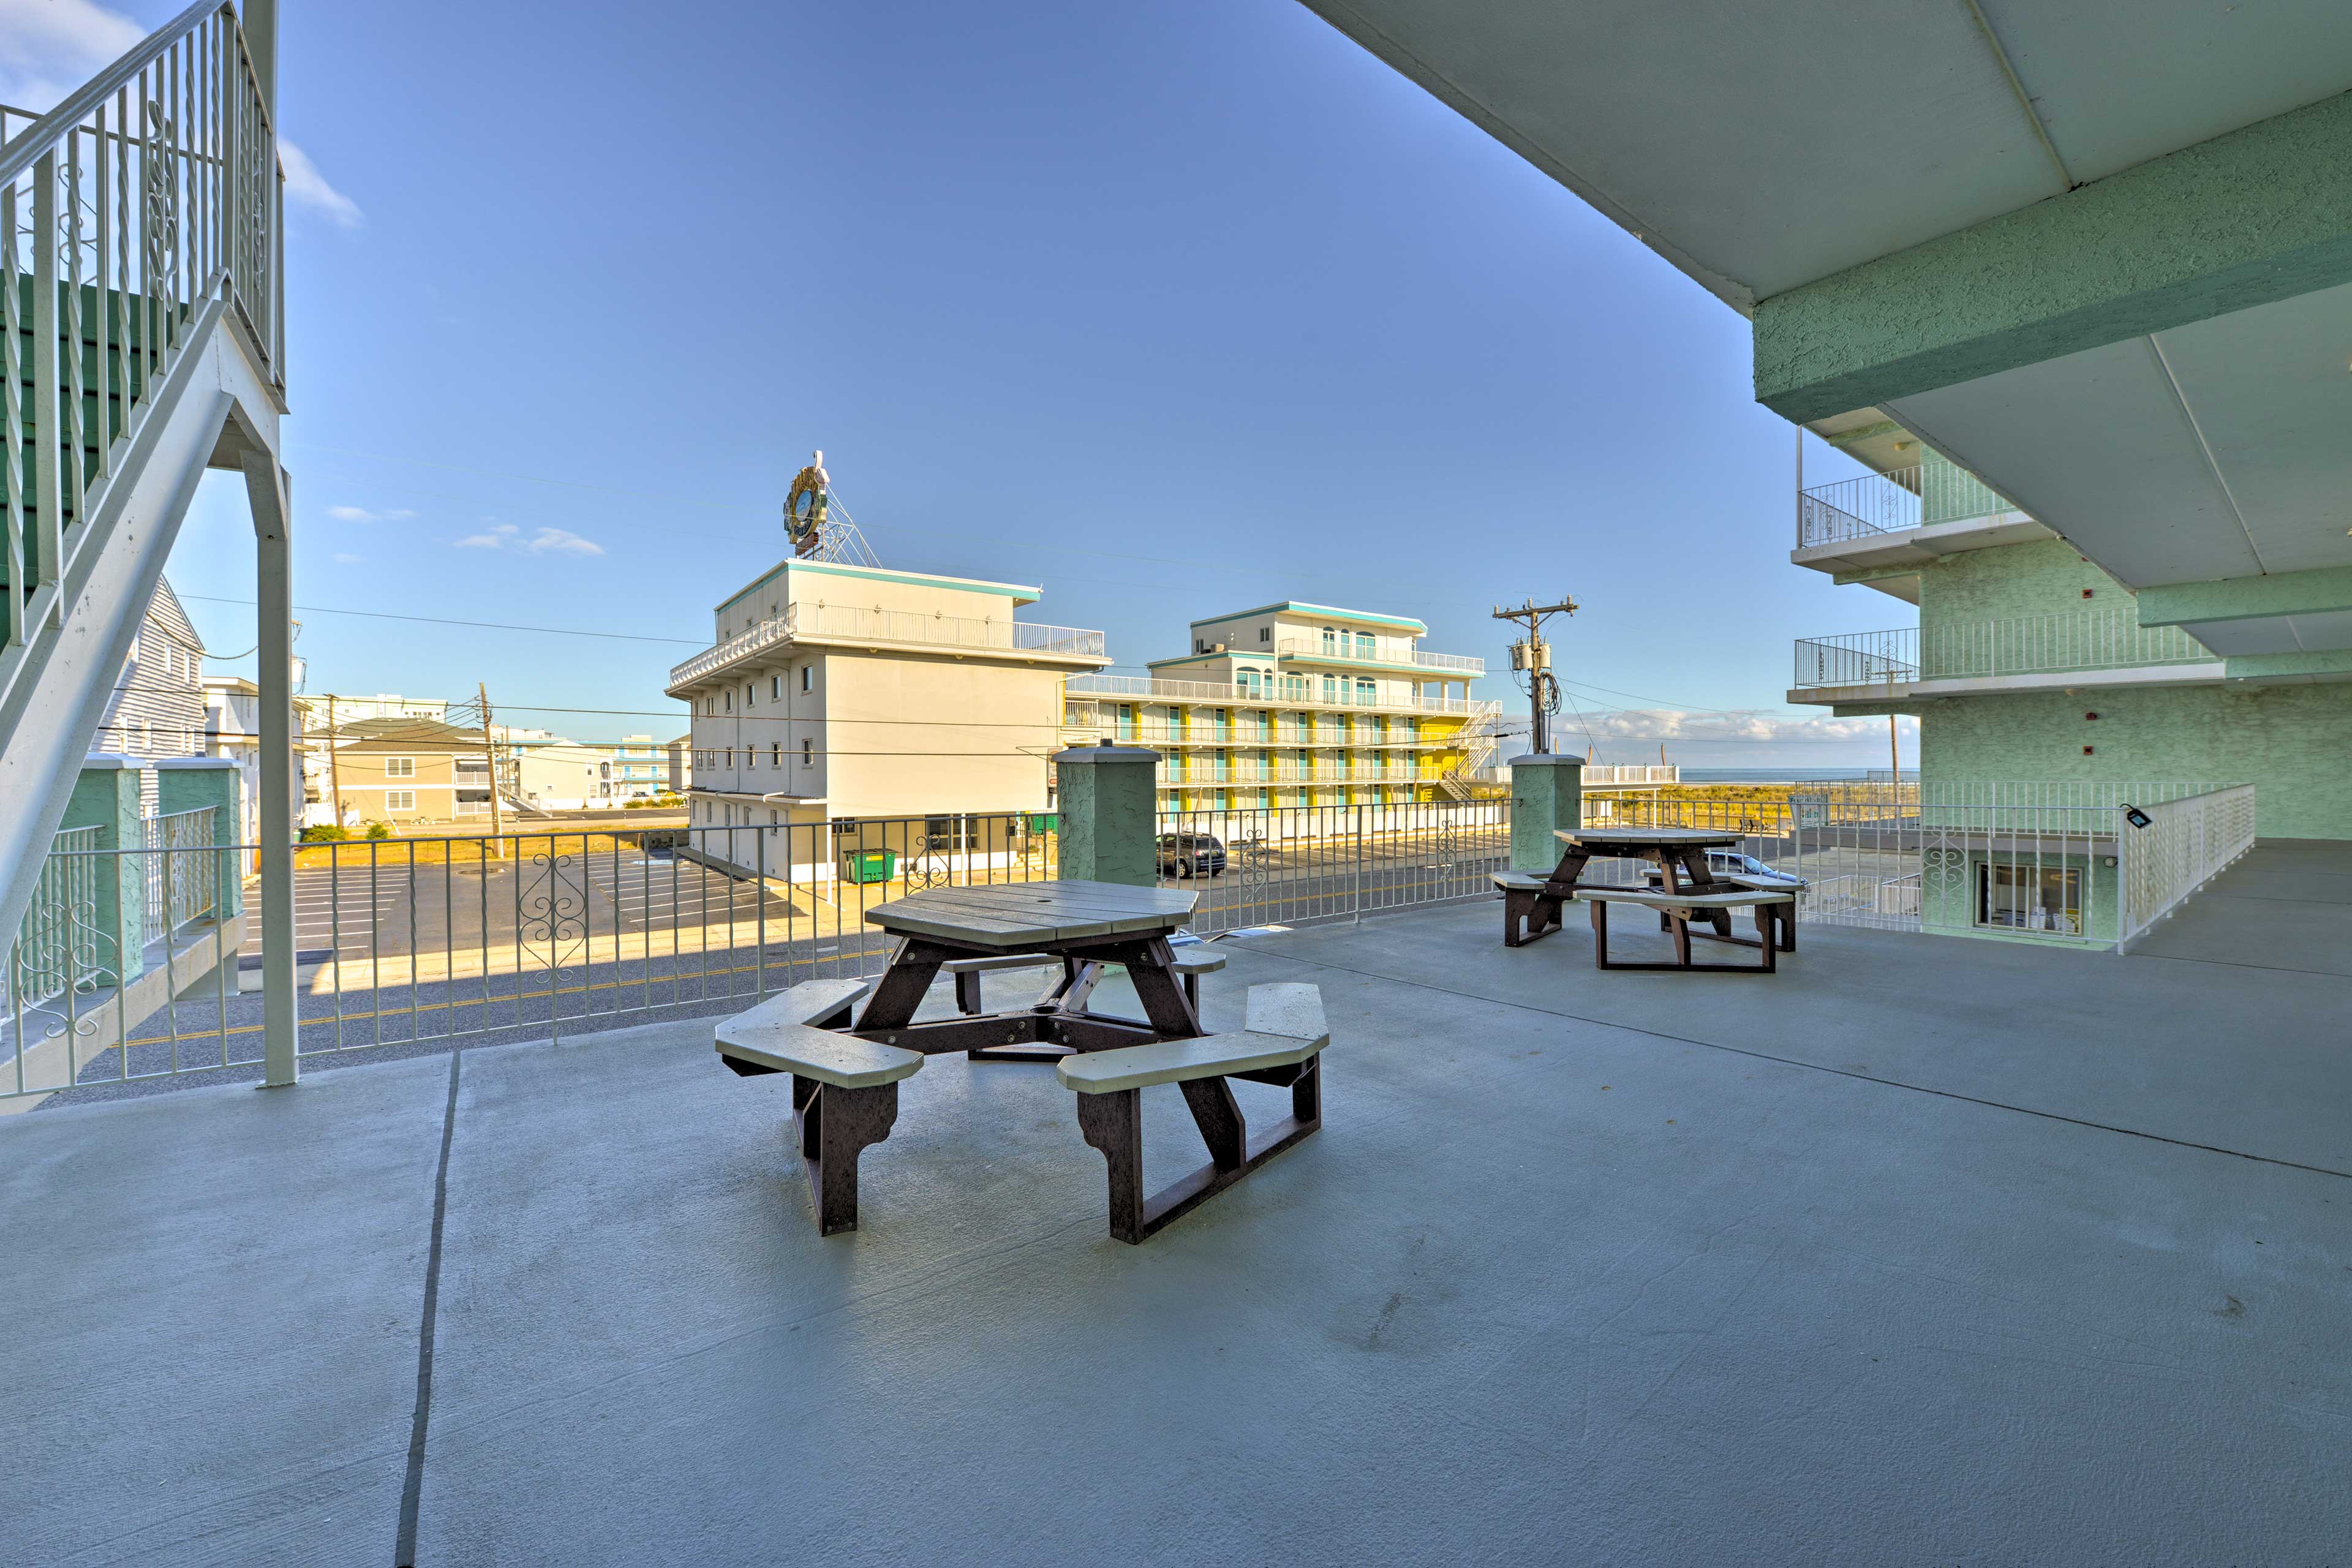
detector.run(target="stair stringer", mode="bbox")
[0,293,283,957]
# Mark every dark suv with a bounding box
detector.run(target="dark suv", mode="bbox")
[1157,832,1227,878]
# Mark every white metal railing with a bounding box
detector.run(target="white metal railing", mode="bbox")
[1157,801,1509,934]
[1580,764,1680,786]
[12,826,99,1006]
[668,605,1107,690]
[1798,463,2029,549]
[4,816,1069,1101]
[142,806,219,944]
[1604,781,2240,947]
[2118,786,2257,949]
[1275,638,1484,674]
[1794,628,1919,688]
[1102,721,1439,747]
[1922,607,2210,679]
[2,3,282,653]
[1795,610,2213,690]
[1159,762,1434,786]
[1069,673,1500,720]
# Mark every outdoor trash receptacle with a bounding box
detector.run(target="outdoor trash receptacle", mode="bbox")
[840,848,900,884]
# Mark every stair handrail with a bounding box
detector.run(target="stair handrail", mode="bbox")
[0,2,263,184]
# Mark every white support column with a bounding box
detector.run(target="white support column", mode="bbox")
[245,453,297,1087]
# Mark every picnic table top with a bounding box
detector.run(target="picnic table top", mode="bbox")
[865,879,1199,950]
[1555,826,1744,849]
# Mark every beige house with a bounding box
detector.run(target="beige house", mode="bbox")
[664,557,1108,872]
[325,717,495,826]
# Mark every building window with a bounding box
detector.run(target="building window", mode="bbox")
[1979,863,2083,936]
[386,790,415,812]
[1257,626,1270,643]
[802,739,813,766]
[745,682,755,708]
[724,691,733,713]
[1356,632,1376,660]
[771,674,781,700]
[771,742,782,767]
[800,665,813,694]
[384,756,415,778]
[1320,627,1336,655]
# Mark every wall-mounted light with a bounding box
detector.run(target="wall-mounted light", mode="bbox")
[2084,711,2099,721]
[2082,745,2095,755]
[2122,805,2153,829]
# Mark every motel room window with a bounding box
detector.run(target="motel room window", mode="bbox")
[802,739,813,765]
[771,742,782,767]
[386,790,415,812]
[383,756,415,778]
[800,665,813,693]
[1979,862,2084,937]
[723,690,733,713]
[771,675,781,700]
[745,682,755,708]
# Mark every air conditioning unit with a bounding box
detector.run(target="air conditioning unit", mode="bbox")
[1211,643,1227,654]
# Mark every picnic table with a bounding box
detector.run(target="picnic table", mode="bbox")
[851,879,1205,1058]
[1494,826,1795,968]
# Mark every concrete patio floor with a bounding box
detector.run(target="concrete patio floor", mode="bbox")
[4,859,2346,1565]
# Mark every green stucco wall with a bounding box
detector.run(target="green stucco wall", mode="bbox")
[1917,538,2117,629]
[1918,684,2352,840]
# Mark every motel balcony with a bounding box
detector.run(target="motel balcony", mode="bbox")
[1069,673,1501,722]
[1792,464,2056,577]
[1789,608,2222,704]
[1274,637,1485,675]
[666,605,1109,695]
[6,823,2345,1564]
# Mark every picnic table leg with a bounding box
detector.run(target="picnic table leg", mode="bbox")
[856,940,951,1030]
[793,1077,900,1236]
[1124,937,1204,1039]
[1589,896,1611,969]
[1675,848,1735,938]
[1076,1088,1147,1243]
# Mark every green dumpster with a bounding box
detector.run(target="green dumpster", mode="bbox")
[1027,813,1058,835]
[839,848,900,885]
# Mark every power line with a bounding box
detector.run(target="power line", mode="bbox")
[175,595,704,645]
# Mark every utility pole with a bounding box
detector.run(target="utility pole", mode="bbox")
[478,682,505,858]
[1491,595,1578,755]
[1888,714,1902,791]
[325,693,342,827]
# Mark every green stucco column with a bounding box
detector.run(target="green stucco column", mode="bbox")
[156,758,245,922]
[1509,755,1583,872]
[1056,743,1161,886]
[58,756,146,985]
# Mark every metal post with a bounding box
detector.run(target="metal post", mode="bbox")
[246,453,297,1087]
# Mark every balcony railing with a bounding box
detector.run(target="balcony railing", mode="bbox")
[669,605,1107,690]
[1794,609,2212,690]
[1068,674,1500,720]
[1580,764,1680,786]
[1157,763,1434,786]
[1275,639,1484,674]
[1798,464,2029,549]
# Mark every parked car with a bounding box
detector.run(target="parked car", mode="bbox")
[1645,850,1808,891]
[1157,832,1227,878]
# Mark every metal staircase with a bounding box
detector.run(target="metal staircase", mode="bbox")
[2,1,296,1068]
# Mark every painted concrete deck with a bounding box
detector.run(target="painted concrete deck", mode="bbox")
[2,862,2345,1564]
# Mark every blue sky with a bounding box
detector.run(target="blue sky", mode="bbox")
[11,0,1910,766]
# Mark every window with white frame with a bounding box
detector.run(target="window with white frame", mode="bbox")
[771,742,782,767]
[801,739,813,765]
[386,790,415,812]
[384,756,415,778]
[800,665,813,693]
[771,674,781,701]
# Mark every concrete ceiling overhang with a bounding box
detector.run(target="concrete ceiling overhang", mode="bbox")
[1301,1,2352,652]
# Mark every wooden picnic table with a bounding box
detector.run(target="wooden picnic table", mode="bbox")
[1547,826,1744,898]
[852,880,1205,1060]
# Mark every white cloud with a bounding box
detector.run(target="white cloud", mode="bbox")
[326,504,415,523]
[450,522,606,557]
[525,527,604,557]
[332,552,363,565]
[0,0,142,110]
[1511,706,1918,752]
[279,138,363,229]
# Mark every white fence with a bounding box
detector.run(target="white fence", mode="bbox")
[2117,786,2258,950]
[1157,801,1509,935]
